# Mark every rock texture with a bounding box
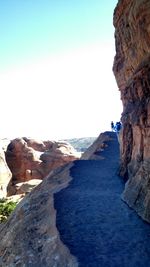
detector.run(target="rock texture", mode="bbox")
[0,163,78,267]
[15,179,42,194]
[113,0,150,222]
[81,132,112,160]
[6,138,80,196]
[0,142,12,199]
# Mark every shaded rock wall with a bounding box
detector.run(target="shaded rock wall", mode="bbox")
[113,0,150,222]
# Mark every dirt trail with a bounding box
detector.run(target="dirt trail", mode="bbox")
[54,132,150,267]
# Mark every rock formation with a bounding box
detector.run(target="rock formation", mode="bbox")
[113,0,150,222]
[0,141,12,199]
[0,130,109,266]
[6,137,80,196]
[81,132,111,160]
[0,163,78,267]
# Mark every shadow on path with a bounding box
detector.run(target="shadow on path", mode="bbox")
[54,132,150,267]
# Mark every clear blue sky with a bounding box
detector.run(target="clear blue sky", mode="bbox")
[0,0,121,140]
[0,0,118,68]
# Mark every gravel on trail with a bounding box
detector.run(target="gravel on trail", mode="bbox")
[54,132,150,267]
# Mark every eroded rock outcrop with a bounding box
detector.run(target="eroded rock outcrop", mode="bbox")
[6,138,80,196]
[0,141,12,199]
[81,132,111,160]
[0,163,78,267]
[113,0,150,222]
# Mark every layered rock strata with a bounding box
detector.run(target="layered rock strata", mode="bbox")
[113,0,150,222]
[6,138,80,196]
[0,163,78,267]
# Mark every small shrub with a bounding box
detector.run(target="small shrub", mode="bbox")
[0,199,17,223]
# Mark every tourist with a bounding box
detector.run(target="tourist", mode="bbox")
[111,121,115,131]
[115,121,122,133]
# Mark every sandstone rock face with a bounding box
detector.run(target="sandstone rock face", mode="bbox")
[15,179,42,194]
[0,142,12,199]
[81,132,111,160]
[0,163,78,267]
[113,0,150,222]
[6,138,80,196]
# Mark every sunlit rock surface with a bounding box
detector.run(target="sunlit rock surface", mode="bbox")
[81,132,111,160]
[0,131,110,266]
[0,141,12,199]
[6,137,80,196]
[113,0,150,222]
[0,163,78,267]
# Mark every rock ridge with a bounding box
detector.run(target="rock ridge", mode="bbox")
[0,163,78,267]
[0,132,110,266]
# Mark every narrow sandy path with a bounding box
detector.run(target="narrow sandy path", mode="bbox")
[54,132,150,267]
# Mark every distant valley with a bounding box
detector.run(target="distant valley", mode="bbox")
[63,137,97,152]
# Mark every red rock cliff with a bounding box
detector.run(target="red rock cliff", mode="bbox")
[113,0,150,222]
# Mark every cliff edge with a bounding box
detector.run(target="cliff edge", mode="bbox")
[0,163,78,267]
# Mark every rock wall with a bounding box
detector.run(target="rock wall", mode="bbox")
[113,0,150,222]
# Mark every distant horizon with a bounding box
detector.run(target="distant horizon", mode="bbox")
[0,128,119,142]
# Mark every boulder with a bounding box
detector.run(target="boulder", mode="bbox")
[113,0,150,222]
[6,138,80,196]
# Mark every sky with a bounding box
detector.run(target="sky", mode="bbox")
[0,0,122,140]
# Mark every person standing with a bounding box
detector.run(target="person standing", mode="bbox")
[111,121,115,131]
[115,121,121,133]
